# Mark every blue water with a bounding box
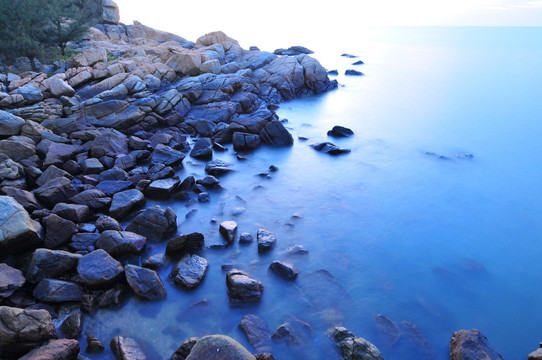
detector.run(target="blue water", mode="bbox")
[83,27,542,359]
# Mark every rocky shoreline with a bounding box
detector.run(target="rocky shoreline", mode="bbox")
[0,1,539,360]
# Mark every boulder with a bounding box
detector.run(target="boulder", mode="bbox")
[0,263,25,298]
[299,55,337,93]
[16,84,43,104]
[185,335,256,360]
[2,187,41,212]
[44,143,85,167]
[232,132,261,152]
[166,232,204,255]
[226,269,264,304]
[259,121,293,146]
[142,253,169,270]
[18,339,80,360]
[328,326,384,360]
[450,329,503,360]
[0,110,24,136]
[257,229,276,253]
[52,202,91,223]
[27,248,81,284]
[110,336,147,360]
[219,220,237,244]
[239,314,271,352]
[144,178,180,200]
[102,0,120,25]
[190,137,213,160]
[268,261,298,281]
[0,154,24,180]
[77,249,124,288]
[46,76,75,98]
[96,230,147,257]
[0,195,43,255]
[43,213,77,249]
[59,312,83,339]
[35,165,72,188]
[170,337,197,360]
[271,323,301,345]
[95,215,123,232]
[0,306,56,359]
[109,189,146,218]
[33,279,83,303]
[0,139,36,161]
[311,142,351,155]
[165,51,202,76]
[125,205,177,241]
[69,189,111,212]
[90,129,129,158]
[328,125,354,137]
[33,177,78,209]
[152,144,186,167]
[205,159,233,177]
[96,180,133,196]
[125,264,166,300]
[69,48,107,68]
[171,254,209,289]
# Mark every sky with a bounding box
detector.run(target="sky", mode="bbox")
[113,0,541,49]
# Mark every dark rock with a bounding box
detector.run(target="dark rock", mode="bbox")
[219,220,237,244]
[77,249,124,288]
[259,120,293,146]
[34,177,78,208]
[345,69,364,76]
[110,336,147,360]
[142,253,169,270]
[147,163,175,181]
[18,339,80,360]
[82,158,104,174]
[0,263,25,298]
[144,178,180,199]
[197,175,220,188]
[52,202,91,223]
[274,46,314,56]
[27,248,81,284]
[226,269,264,304]
[375,314,401,347]
[44,143,85,167]
[59,311,83,339]
[353,60,364,65]
[96,230,147,257]
[400,320,435,358]
[69,189,111,211]
[171,254,209,289]
[0,306,56,359]
[257,229,276,253]
[269,261,298,281]
[311,142,351,155]
[255,354,276,360]
[86,335,105,354]
[125,264,167,300]
[33,278,83,303]
[233,132,262,152]
[125,205,177,241]
[100,167,129,182]
[239,314,271,352]
[44,213,77,249]
[328,326,384,360]
[152,144,185,167]
[185,335,256,360]
[96,215,123,232]
[190,137,213,160]
[0,110,25,136]
[328,70,339,76]
[450,329,503,360]
[239,232,253,244]
[205,159,233,177]
[166,232,204,255]
[90,130,129,158]
[341,53,358,58]
[109,189,146,218]
[1,186,41,212]
[197,192,210,202]
[69,233,100,252]
[97,284,126,308]
[35,165,72,188]
[169,337,197,360]
[271,323,302,345]
[96,180,133,196]
[327,125,354,137]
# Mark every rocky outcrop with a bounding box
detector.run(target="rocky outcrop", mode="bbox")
[450,329,503,360]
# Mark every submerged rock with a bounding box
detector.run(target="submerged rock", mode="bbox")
[59,311,83,339]
[450,329,503,360]
[110,336,147,360]
[328,125,354,137]
[257,228,276,253]
[269,260,298,281]
[345,69,364,76]
[400,320,435,358]
[239,314,272,352]
[328,326,384,360]
[171,254,209,289]
[185,335,256,360]
[125,264,167,300]
[375,314,401,347]
[311,142,351,155]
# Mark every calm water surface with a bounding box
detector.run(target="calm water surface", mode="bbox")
[82,27,542,359]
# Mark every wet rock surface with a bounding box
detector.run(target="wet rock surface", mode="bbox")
[328,326,384,360]
[226,269,264,304]
[450,329,504,360]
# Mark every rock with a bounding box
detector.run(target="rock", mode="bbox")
[82,158,104,174]
[165,50,203,76]
[97,284,126,308]
[1,187,41,212]
[86,335,105,354]
[16,84,43,104]
[450,329,503,360]
[0,139,36,161]
[52,202,91,223]
[77,249,124,288]
[47,76,75,98]
[96,179,133,196]
[44,143,85,167]
[142,253,169,270]
[90,130,129,158]
[271,323,302,345]
[353,60,364,65]
[170,337,197,360]
[274,46,314,56]
[375,314,401,347]
[125,264,166,300]
[255,354,276,360]
[152,144,186,167]
[197,175,220,188]
[328,125,354,137]
[69,233,100,252]
[109,189,146,218]
[96,230,147,257]
[69,48,107,68]
[144,178,180,200]
[259,120,293,146]
[205,159,233,177]
[44,213,77,249]
[232,132,261,152]
[219,220,237,244]
[400,320,434,358]
[257,229,276,253]
[269,261,298,281]
[0,263,25,298]
[328,326,384,360]
[0,110,24,136]
[0,155,24,181]
[96,215,123,232]
[166,232,204,255]
[18,339,80,360]
[102,0,120,25]
[226,269,264,304]
[0,195,43,255]
[239,314,271,352]
[27,248,81,284]
[0,306,56,359]
[33,278,83,303]
[59,311,83,339]
[34,177,78,209]
[239,232,253,244]
[345,69,364,76]
[126,205,177,241]
[284,245,309,256]
[190,137,213,160]
[171,254,209,289]
[110,336,147,360]
[201,59,221,74]
[100,167,129,182]
[69,189,111,212]
[185,334,256,360]
[311,142,351,155]
[529,345,542,360]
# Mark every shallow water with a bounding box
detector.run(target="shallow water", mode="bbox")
[82,27,542,359]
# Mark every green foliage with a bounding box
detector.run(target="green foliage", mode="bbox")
[0,0,101,63]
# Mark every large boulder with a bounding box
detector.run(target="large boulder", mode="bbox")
[46,76,75,98]
[125,205,177,241]
[328,326,384,360]
[124,264,166,300]
[0,263,25,298]
[259,121,293,146]
[16,84,43,104]
[109,189,146,218]
[77,249,124,288]
[43,213,77,249]
[0,306,56,359]
[0,196,43,255]
[96,230,147,257]
[33,177,78,209]
[185,335,256,360]
[0,110,25,136]
[170,254,208,289]
[102,0,120,25]
[18,339,80,360]
[450,329,503,360]
[226,269,264,304]
[27,248,81,284]
[165,50,203,76]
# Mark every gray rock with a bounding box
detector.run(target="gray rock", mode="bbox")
[142,253,169,270]
[52,202,91,223]
[125,205,177,241]
[35,165,72,187]
[271,323,302,345]
[185,335,256,360]
[59,311,83,339]
[0,139,36,161]
[96,180,133,196]
[27,248,81,284]
[0,195,43,255]
[170,337,197,360]
[102,0,120,24]
[34,177,78,209]
[125,264,166,300]
[69,189,111,212]
[166,232,204,255]
[82,158,104,174]
[239,232,253,244]
[0,263,25,298]
[44,142,85,167]
[77,249,124,288]
[109,189,145,218]
[110,336,147,360]
[152,144,186,167]
[450,329,503,360]
[96,230,147,257]
[171,254,209,289]
[259,120,293,146]
[69,48,107,68]
[226,269,264,304]
[190,137,213,160]
[16,84,43,104]
[90,130,129,158]
[47,76,75,98]
[269,261,298,281]
[100,167,129,182]
[257,229,276,254]
[2,186,41,212]
[0,154,24,180]
[239,314,271,352]
[144,178,180,200]
[18,339,80,360]
[328,125,354,137]
[219,220,237,244]
[95,215,123,232]
[232,132,261,152]
[0,306,56,359]
[0,110,24,136]
[311,142,351,155]
[328,326,384,360]
[44,213,77,249]
[33,278,83,302]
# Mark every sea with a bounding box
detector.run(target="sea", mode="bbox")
[80,27,542,359]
